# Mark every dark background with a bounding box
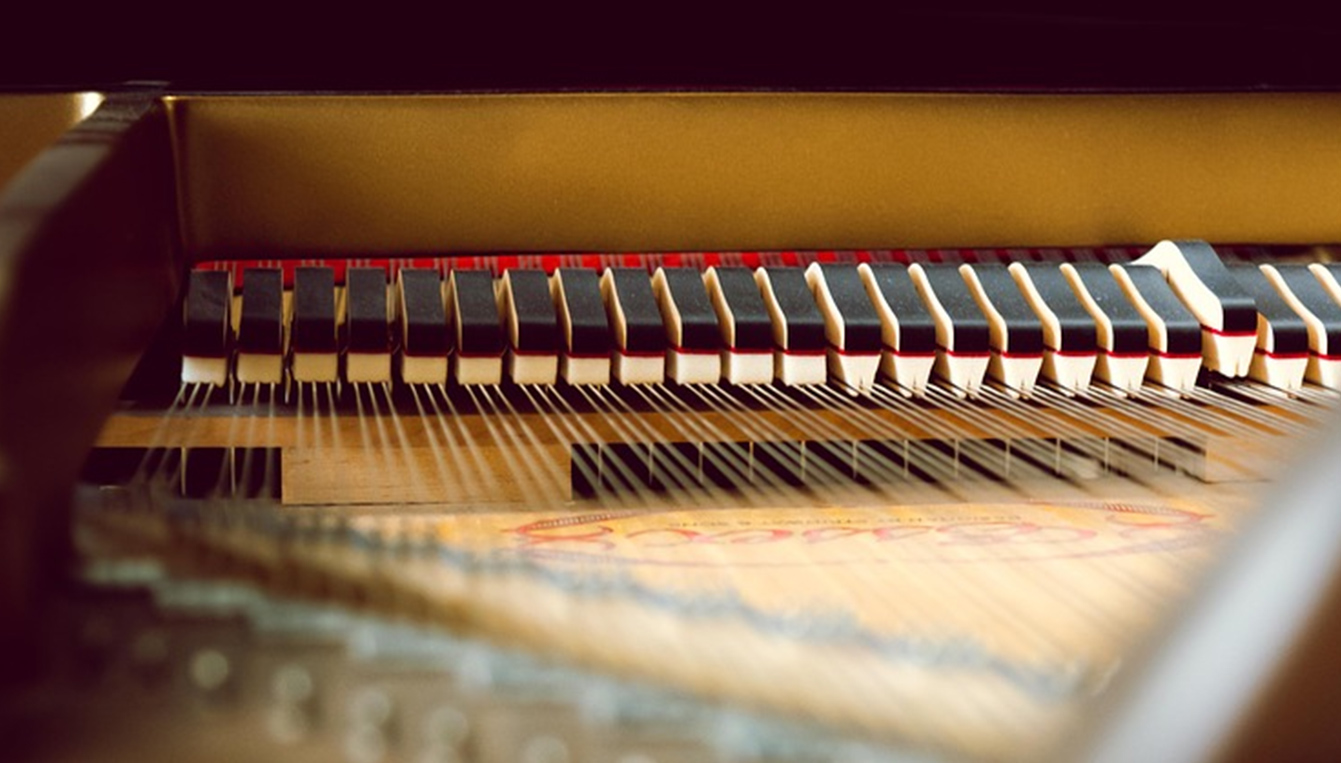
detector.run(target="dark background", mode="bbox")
[3,8,1341,92]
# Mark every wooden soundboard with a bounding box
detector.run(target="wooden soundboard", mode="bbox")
[76,465,1261,761]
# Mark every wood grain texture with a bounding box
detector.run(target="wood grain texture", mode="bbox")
[0,93,97,190]
[167,93,1341,257]
[92,387,1304,506]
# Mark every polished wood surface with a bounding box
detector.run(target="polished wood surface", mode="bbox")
[0,93,180,670]
[168,93,1341,258]
[0,93,97,189]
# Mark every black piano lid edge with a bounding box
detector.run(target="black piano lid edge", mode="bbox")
[31,85,1341,98]
[6,9,1341,91]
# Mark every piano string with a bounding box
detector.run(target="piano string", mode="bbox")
[95,243,1331,509]
[11,90,1341,763]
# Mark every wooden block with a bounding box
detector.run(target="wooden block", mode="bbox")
[281,444,570,506]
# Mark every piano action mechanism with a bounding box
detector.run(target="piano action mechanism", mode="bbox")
[7,91,1341,762]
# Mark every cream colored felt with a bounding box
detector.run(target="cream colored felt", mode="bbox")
[506,353,558,386]
[1248,352,1307,392]
[1061,264,1148,396]
[960,264,1042,397]
[345,352,392,384]
[453,355,502,386]
[399,355,447,385]
[609,355,661,386]
[235,352,284,384]
[183,269,233,387]
[1307,264,1341,389]
[292,353,338,383]
[1093,354,1149,397]
[1310,263,1341,304]
[1306,358,1341,390]
[396,270,448,386]
[703,267,771,385]
[652,268,720,385]
[768,352,823,387]
[822,350,879,395]
[1008,263,1096,395]
[1260,265,1339,390]
[1109,265,1199,395]
[552,271,610,386]
[755,268,825,386]
[661,350,717,385]
[1145,356,1200,396]
[234,277,289,385]
[908,264,988,398]
[1040,349,1096,396]
[343,280,392,384]
[448,272,503,386]
[181,356,229,386]
[292,281,343,384]
[857,263,933,397]
[1236,277,1306,392]
[601,270,665,385]
[883,353,934,397]
[560,354,611,386]
[501,271,558,386]
[719,350,772,386]
[1135,240,1253,377]
[1243,308,1306,392]
[805,263,879,393]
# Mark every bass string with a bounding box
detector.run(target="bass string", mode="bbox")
[1200,379,1331,429]
[534,384,660,511]
[405,384,467,508]
[794,381,1018,497]
[609,380,816,505]
[581,384,706,499]
[430,385,504,508]
[1182,383,1315,434]
[1028,386,1211,476]
[514,384,605,507]
[484,383,583,506]
[912,384,1075,487]
[634,382,792,507]
[980,383,1210,500]
[574,383,720,506]
[694,382,883,493]
[466,384,567,510]
[355,382,404,502]
[792,382,991,492]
